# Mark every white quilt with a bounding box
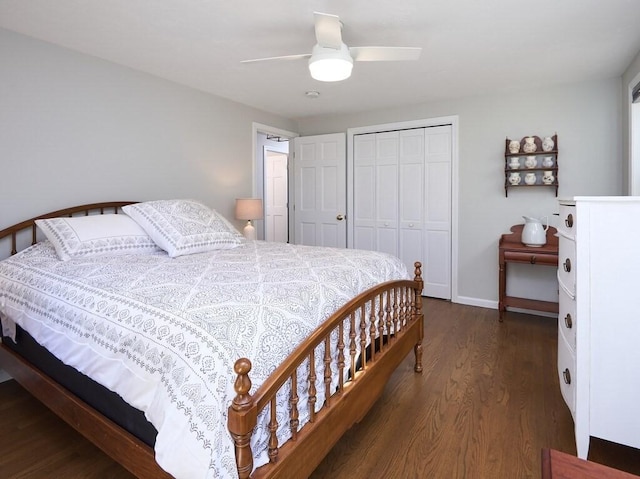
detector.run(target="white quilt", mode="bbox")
[0,240,409,479]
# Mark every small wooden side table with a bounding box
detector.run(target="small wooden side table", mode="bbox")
[498,224,559,321]
[541,448,640,478]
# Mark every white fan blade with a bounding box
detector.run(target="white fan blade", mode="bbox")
[350,46,422,62]
[314,12,342,49]
[240,53,311,64]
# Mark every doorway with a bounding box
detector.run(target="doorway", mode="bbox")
[264,148,289,242]
[253,123,297,242]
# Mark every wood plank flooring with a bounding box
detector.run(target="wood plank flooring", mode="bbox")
[1,299,640,478]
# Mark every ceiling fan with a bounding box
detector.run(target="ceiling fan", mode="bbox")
[241,12,422,82]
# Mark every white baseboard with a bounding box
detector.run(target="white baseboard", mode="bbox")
[505,308,558,319]
[454,296,497,310]
[453,296,558,318]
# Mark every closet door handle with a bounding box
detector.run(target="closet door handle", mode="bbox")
[336,214,345,221]
[564,313,573,329]
[563,258,571,273]
[565,214,574,228]
[563,368,572,385]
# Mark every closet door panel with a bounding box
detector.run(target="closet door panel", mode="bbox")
[399,228,423,275]
[424,126,452,299]
[354,227,375,251]
[425,161,450,226]
[425,229,451,298]
[353,135,377,252]
[354,166,375,220]
[377,227,398,257]
[375,133,399,256]
[399,129,425,274]
[399,163,423,223]
[375,132,399,227]
[376,163,398,223]
[376,133,399,160]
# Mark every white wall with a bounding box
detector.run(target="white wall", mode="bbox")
[0,28,296,230]
[0,28,296,381]
[297,78,622,307]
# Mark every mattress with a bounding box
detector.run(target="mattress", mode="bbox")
[0,239,408,479]
[1,324,158,447]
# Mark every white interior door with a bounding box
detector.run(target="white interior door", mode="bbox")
[294,133,346,247]
[264,149,289,242]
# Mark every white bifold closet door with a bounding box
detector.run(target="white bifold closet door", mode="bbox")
[353,126,452,299]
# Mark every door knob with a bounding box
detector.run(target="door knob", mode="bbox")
[336,214,345,221]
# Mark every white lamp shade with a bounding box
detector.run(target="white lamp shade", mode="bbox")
[235,198,263,240]
[308,43,354,82]
[235,198,263,221]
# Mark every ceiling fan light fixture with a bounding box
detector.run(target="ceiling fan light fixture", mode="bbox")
[308,43,353,82]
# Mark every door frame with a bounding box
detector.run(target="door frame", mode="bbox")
[252,123,298,240]
[628,71,640,195]
[347,116,460,303]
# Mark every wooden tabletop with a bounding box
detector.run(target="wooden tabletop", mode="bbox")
[541,449,640,479]
[499,224,558,254]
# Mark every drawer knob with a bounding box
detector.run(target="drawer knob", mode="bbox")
[564,313,573,329]
[530,255,537,264]
[563,368,572,385]
[563,258,571,273]
[565,214,574,228]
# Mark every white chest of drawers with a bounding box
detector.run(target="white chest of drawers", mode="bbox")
[557,197,640,459]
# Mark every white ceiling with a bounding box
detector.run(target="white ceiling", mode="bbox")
[1,0,639,120]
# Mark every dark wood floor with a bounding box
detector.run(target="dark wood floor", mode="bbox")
[2,299,640,478]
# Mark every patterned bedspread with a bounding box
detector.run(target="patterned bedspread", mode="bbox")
[0,240,409,479]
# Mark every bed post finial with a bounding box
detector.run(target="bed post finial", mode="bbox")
[228,358,257,479]
[413,262,424,373]
[413,262,423,299]
[412,261,424,323]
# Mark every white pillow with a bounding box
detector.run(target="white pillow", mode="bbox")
[122,199,242,257]
[35,214,161,261]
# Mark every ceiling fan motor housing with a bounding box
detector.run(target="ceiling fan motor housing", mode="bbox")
[308,43,354,82]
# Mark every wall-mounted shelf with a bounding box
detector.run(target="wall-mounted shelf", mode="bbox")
[504,134,558,197]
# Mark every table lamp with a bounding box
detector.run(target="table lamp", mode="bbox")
[235,198,263,240]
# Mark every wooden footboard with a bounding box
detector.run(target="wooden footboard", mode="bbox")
[228,264,424,479]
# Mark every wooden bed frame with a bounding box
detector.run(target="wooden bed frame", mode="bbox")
[0,202,425,479]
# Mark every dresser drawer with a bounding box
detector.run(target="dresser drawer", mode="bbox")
[503,250,558,266]
[558,237,576,295]
[557,331,576,420]
[558,204,576,240]
[558,285,576,351]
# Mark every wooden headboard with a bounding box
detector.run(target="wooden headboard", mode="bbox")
[0,201,136,258]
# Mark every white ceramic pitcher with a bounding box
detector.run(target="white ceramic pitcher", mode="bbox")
[522,216,548,247]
